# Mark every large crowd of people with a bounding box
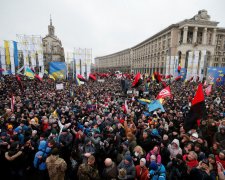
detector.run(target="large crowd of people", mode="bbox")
[0,74,225,180]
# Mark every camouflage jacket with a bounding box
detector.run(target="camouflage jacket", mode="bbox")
[77,163,100,180]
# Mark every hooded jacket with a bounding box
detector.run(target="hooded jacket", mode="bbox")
[33,140,51,170]
[167,139,182,159]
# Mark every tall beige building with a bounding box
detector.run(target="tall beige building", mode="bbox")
[42,17,65,70]
[95,10,225,79]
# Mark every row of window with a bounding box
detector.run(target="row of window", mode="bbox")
[213,63,225,67]
[215,58,225,62]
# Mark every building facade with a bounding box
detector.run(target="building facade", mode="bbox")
[95,10,225,79]
[42,18,65,70]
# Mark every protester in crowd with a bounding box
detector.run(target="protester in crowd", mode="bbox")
[117,154,136,180]
[77,155,100,180]
[135,158,148,180]
[131,145,145,166]
[189,159,213,180]
[168,138,182,160]
[102,158,118,180]
[148,161,166,180]
[46,148,67,180]
[183,151,199,173]
[0,73,225,180]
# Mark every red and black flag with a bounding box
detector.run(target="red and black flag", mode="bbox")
[77,74,86,82]
[154,72,162,83]
[162,81,167,88]
[184,83,207,131]
[89,73,97,81]
[175,75,182,81]
[16,75,24,92]
[35,74,43,82]
[166,75,173,79]
[132,72,142,88]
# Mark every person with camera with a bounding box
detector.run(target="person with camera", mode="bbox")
[189,158,213,180]
[167,154,188,180]
[5,141,25,180]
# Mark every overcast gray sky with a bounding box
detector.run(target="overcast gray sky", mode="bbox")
[0,0,225,61]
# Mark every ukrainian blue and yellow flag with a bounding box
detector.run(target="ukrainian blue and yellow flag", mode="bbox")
[75,76,81,86]
[138,98,151,105]
[4,40,11,65]
[49,62,67,79]
[24,67,34,78]
[148,100,165,112]
[152,74,155,81]
[52,110,59,119]
[49,74,55,81]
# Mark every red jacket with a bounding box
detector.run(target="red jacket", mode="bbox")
[183,154,198,170]
[135,165,149,180]
[216,155,225,169]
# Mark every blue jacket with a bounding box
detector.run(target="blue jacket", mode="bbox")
[149,164,166,180]
[33,140,51,170]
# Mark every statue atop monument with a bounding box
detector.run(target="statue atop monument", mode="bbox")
[192,10,210,21]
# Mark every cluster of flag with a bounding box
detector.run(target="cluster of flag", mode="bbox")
[129,71,209,132]
[0,41,19,74]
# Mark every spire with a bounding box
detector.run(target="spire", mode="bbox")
[48,14,55,36]
[50,14,52,26]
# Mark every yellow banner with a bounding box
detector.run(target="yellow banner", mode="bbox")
[4,40,11,65]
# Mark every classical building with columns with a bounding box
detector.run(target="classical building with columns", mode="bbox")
[95,10,225,79]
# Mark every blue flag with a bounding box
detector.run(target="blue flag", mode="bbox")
[13,41,19,67]
[148,100,165,112]
[49,62,67,79]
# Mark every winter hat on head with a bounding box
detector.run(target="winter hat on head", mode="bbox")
[202,158,209,166]
[208,154,215,160]
[122,141,129,147]
[32,130,37,135]
[149,161,158,171]
[140,158,146,165]
[151,129,159,137]
[0,132,7,137]
[191,132,198,138]
[124,154,132,163]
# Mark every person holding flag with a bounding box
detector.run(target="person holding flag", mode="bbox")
[184,83,207,131]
